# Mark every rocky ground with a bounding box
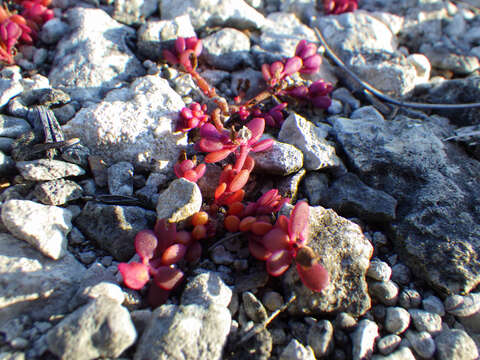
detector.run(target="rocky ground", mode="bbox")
[0,0,480,359]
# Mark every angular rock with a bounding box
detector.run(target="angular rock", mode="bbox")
[63,76,187,172]
[159,0,266,30]
[33,179,83,205]
[367,259,392,282]
[16,159,85,181]
[181,272,232,308]
[69,281,125,311]
[279,113,343,171]
[0,115,30,138]
[0,66,23,108]
[322,173,397,222]
[279,339,315,360]
[307,320,334,358]
[251,140,303,175]
[277,168,306,202]
[351,319,379,360]
[49,7,145,102]
[113,0,158,25]
[1,200,72,260]
[108,161,134,196]
[302,172,329,206]
[284,206,373,316]
[332,113,480,294]
[137,15,196,60]
[201,28,252,71]
[435,329,479,360]
[75,201,155,261]
[47,297,136,360]
[421,43,479,75]
[156,178,202,223]
[0,233,85,324]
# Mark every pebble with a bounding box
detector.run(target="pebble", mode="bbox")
[262,291,284,312]
[376,334,402,355]
[422,295,445,316]
[390,263,411,285]
[78,251,97,265]
[242,291,268,323]
[33,179,83,205]
[398,288,422,309]
[367,259,392,281]
[16,159,85,181]
[210,245,234,265]
[307,320,334,358]
[409,309,443,334]
[10,337,29,350]
[435,329,479,360]
[279,339,316,360]
[384,307,410,335]
[351,319,379,360]
[444,293,480,317]
[156,178,202,223]
[335,312,358,331]
[0,115,31,138]
[371,347,416,360]
[271,327,287,345]
[369,280,399,306]
[405,330,435,358]
[108,161,134,196]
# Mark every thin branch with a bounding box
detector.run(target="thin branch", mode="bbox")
[314,27,480,110]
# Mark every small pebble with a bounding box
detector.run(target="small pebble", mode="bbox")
[10,337,29,350]
[108,161,134,196]
[351,319,379,360]
[68,227,85,245]
[398,288,422,309]
[262,291,284,312]
[444,293,480,317]
[422,295,445,316]
[367,259,392,281]
[335,312,357,331]
[391,263,411,285]
[242,291,268,323]
[376,334,402,355]
[435,329,479,360]
[78,251,97,265]
[271,327,287,345]
[405,330,435,359]
[409,309,443,334]
[369,280,399,306]
[307,320,334,358]
[211,245,234,265]
[385,307,410,335]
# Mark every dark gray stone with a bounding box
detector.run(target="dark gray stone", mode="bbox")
[108,161,134,196]
[321,173,397,223]
[332,114,480,294]
[0,115,31,138]
[74,201,155,261]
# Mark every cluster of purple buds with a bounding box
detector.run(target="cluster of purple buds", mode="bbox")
[163,36,203,73]
[294,40,323,74]
[176,102,209,132]
[252,103,288,128]
[287,80,333,109]
[323,0,358,15]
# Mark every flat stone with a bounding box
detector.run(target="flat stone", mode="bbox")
[284,205,373,317]
[75,201,155,261]
[156,178,202,223]
[33,179,83,205]
[444,293,480,317]
[251,140,303,176]
[242,291,268,323]
[16,159,85,181]
[279,113,343,171]
[369,280,399,306]
[49,7,145,102]
[0,115,30,138]
[422,295,445,316]
[0,233,85,324]
[405,330,435,359]
[47,297,136,360]
[377,334,402,355]
[1,200,72,260]
[181,271,232,308]
[63,75,187,172]
[409,309,442,334]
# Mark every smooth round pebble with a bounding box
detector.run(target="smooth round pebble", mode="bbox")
[422,295,445,316]
[367,259,392,281]
[369,280,399,306]
[385,307,410,335]
[377,334,402,355]
[435,329,479,360]
[398,288,422,309]
[262,291,284,312]
[405,330,435,358]
[409,309,442,334]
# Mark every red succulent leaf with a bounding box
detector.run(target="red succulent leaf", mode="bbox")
[250,221,273,236]
[246,117,265,144]
[263,227,290,252]
[228,169,250,193]
[251,138,274,152]
[266,250,293,276]
[205,148,233,163]
[153,266,184,290]
[248,237,272,261]
[296,262,330,292]
[185,241,202,263]
[161,243,187,265]
[134,229,158,262]
[118,262,150,290]
[288,201,309,243]
[153,219,177,255]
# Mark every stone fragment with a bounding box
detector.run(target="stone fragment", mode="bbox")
[39,18,69,44]
[251,140,303,175]
[0,233,85,324]
[49,7,145,102]
[63,76,187,172]
[159,0,266,30]
[279,113,343,171]
[242,291,268,323]
[444,293,480,317]
[307,320,334,358]
[405,330,435,359]
[322,173,397,222]
[108,161,134,196]
[409,309,442,334]
[262,291,283,312]
[277,168,306,202]
[279,339,315,360]
[398,288,422,309]
[33,179,83,205]
[0,115,30,138]
[422,295,445,316]
[69,281,125,311]
[0,151,14,176]
[137,15,196,60]
[369,280,399,306]
[367,259,392,282]
[421,43,479,75]
[377,334,401,355]
[284,206,372,316]
[16,159,85,181]
[181,272,232,308]
[435,329,479,360]
[0,67,23,108]
[47,297,136,360]
[390,263,411,286]
[302,172,329,206]
[61,144,90,169]
[1,200,72,260]
[202,28,251,71]
[351,319,379,360]
[112,0,157,25]
[156,178,202,223]
[75,201,155,261]
[385,307,410,335]
[371,347,415,360]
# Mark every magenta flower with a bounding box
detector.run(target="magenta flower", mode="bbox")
[176,102,210,132]
[295,40,322,74]
[261,56,303,87]
[287,80,333,109]
[174,159,206,183]
[163,36,203,72]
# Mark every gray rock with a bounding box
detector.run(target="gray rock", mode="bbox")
[230,67,265,100]
[181,271,232,308]
[63,76,187,172]
[422,295,445,316]
[420,43,479,75]
[370,280,399,305]
[61,144,91,168]
[0,67,23,108]
[47,297,136,360]
[377,334,401,355]
[367,259,392,282]
[351,319,379,360]
[33,179,83,205]
[113,0,157,25]
[0,151,14,176]
[276,167,306,202]
[156,178,202,223]
[16,159,85,181]
[444,293,480,317]
[279,113,343,171]
[108,161,134,196]
[385,307,410,335]
[134,301,231,360]
[335,312,357,331]
[332,113,480,294]
[262,291,284,312]
[307,320,334,358]
[409,309,442,334]
[322,173,397,223]
[49,7,145,102]
[0,233,85,324]
[251,140,303,175]
[1,200,72,260]
[390,263,411,286]
[137,15,196,60]
[279,339,315,360]
[260,12,316,58]
[242,291,268,323]
[302,172,329,206]
[159,0,266,30]
[313,12,418,96]
[75,201,154,261]
[398,288,422,309]
[371,347,416,360]
[0,137,14,153]
[284,206,373,316]
[332,88,361,112]
[69,281,125,312]
[202,28,251,71]
[406,53,431,85]
[210,245,234,265]
[0,115,30,138]
[278,0,317,22]
[39,19,69,44]
[435,329,479,360]
[405,330,435,359]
